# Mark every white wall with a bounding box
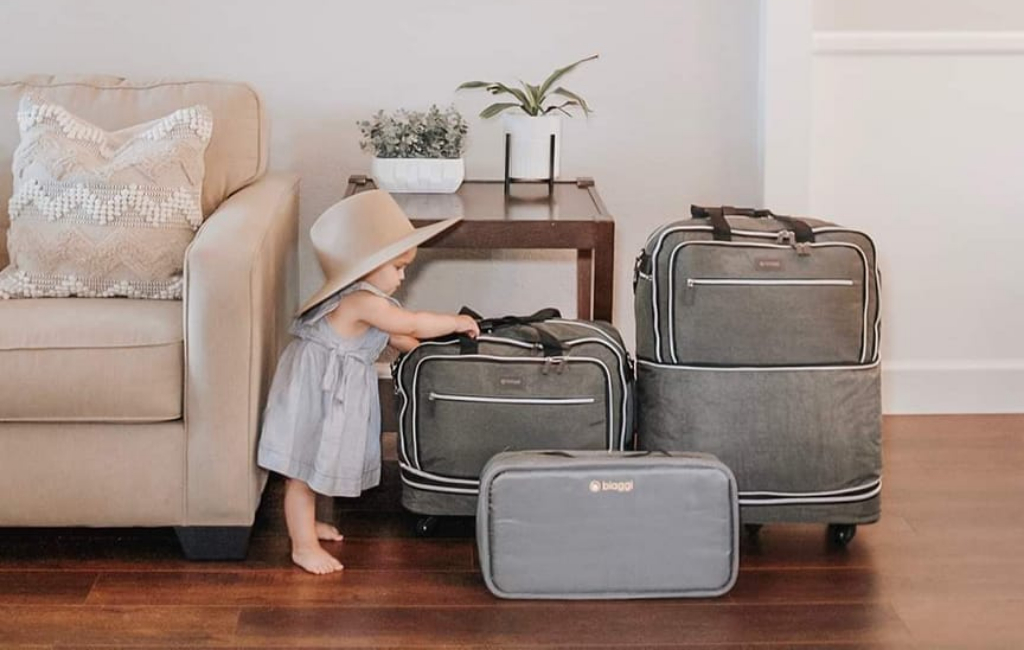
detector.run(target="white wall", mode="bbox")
[0,0,761,348]
[4,0,1019,414]
[761,1,1024,413]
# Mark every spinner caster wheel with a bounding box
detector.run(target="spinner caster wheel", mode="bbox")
[414,515,440,537]
[828,523,857,547]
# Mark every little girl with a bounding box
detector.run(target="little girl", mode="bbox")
[257,190,479,575]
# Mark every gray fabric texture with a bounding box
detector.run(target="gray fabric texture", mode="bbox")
[637,361,881,524]
[401,486,477,517]
[477,450,739,599]
[257,282,396,497]
[394,318,633,515]
[635,215,879,365]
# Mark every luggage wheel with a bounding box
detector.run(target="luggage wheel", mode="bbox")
[828,524,857,547]
[414,516,440,537]
[743,523,763,538]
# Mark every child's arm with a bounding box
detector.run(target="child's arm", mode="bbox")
[389,334,421,352]
[355,293,480,339]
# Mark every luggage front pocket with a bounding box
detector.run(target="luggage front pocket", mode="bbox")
[672,275,865,366]
[410,357,613,480]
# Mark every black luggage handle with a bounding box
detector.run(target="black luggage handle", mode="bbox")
[691,205,815,244]
[455,306,565,357]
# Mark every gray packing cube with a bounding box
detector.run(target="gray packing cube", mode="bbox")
[477,450,739,600]
[394,313,634,516]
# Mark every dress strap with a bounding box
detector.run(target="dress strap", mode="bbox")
[346,281,400,306]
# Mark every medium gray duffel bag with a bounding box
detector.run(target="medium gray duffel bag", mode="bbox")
[394,309,634,521]
[634,205,880,366]
[477,450,739,599]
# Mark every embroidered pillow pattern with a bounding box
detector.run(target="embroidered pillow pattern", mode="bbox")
[0,96,213,299]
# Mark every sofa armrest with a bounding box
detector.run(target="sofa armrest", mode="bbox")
[183,172,299,525]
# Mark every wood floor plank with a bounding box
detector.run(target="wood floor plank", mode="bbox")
[86,570,490,607]
[0,571,97,604]
[893,597,1024,648]
[0,536,474,573]
[235,603,913,646]
[0,605,238,645]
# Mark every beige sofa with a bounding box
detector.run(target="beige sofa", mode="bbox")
[0,76,298,559]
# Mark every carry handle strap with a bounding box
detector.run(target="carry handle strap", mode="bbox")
[455,307,565,357]
[691,205,815,243]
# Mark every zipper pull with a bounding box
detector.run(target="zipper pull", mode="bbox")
[794,242,812,256]
[542,357,566,375]
[776,230,796,246]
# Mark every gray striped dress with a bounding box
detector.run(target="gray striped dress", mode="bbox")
[257,281,396,497]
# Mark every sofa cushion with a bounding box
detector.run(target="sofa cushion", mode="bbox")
[0,298,183,422]
[0,75,268,269]
[0,96,212,300]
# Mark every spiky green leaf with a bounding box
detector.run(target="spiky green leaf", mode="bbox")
[543,100,580,116]
[538,54,598,99]
[552,87,592,115]
[479,102,522,119]
[484,83,531,109]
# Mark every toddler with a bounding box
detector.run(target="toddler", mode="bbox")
[257,190,479,575]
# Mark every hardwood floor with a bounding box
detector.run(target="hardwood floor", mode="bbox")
[1,414,1022,648]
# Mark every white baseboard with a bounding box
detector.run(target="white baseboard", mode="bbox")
[883,360,1024,414]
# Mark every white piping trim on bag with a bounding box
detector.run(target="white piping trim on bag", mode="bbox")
[646,223,879,363]
[739,479,882,506]
[666,240,871,365]
[637,358,881,372]
[408,353,615,473]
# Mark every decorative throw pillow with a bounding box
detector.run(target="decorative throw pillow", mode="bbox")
[0,95,213,299]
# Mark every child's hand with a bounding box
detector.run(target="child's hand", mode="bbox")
[455,315,480,338]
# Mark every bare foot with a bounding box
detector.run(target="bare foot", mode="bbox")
[291,543,343,575]
[315,521,344,541]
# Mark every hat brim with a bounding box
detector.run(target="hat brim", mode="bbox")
[297,216,461,316]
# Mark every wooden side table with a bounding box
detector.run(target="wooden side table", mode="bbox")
[345,175,615,322]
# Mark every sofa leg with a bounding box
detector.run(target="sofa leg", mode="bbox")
[174,526,252,561]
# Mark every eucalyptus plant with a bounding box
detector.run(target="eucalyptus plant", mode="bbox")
[457,55,598,119]
[357,105,468,158]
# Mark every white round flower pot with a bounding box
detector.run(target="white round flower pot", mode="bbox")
[501,113,562,180]
[371,157,465,194]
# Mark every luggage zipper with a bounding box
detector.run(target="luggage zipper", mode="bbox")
[686,278,855,288]
[427,392,595,405]
[776,230,812,256]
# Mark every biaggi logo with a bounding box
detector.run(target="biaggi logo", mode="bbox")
[588,479,634,493]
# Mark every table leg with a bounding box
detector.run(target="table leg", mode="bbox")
[576,249,593,320]
[593,222,615,323]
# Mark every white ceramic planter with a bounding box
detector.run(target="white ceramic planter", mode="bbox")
[371,157,465,193]
[501,113,562,180]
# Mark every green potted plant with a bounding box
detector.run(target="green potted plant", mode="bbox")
[358,105,469,193]
[457,55,597,180]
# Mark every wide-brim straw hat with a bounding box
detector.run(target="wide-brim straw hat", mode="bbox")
[298,190,460,315]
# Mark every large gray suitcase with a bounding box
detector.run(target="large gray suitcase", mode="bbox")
[394,310,634,519]
[477,450,739,599]
[634,207,882,543]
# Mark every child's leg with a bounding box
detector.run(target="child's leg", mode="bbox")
[284,478,343,574]
[313,495,344,541]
